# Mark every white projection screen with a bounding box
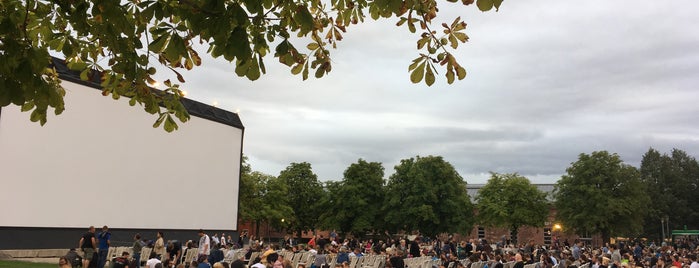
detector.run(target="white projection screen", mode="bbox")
[0,72,243,231]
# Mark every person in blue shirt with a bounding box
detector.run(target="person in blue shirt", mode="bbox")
[97,225,111,268]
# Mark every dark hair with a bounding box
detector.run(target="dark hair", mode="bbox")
[135,233,141,240]
[231,260,245,268]
[198,255,208,263]
[149,252,157,259]
[267,253,279,264]
[155,264,163,268]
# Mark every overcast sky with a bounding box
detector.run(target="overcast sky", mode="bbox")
[173,1,699,184]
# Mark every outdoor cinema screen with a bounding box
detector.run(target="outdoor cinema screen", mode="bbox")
[0,77,243,231]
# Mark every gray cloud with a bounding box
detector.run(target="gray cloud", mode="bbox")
[172,0,699,183]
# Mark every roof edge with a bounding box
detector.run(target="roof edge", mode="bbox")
[50,57,244,130]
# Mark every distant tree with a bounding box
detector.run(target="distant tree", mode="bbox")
[238,156,293,237]
[238,157,263,230]
[554,151,649,243]
[260,173,295,233]
[475,172,549,244]
[1,0,500,129]
[278,162,323,237]
[383,155,474,236]
[640,148,699,239]
[318,159,385,237]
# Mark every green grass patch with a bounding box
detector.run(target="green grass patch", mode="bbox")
[0,260,57,268]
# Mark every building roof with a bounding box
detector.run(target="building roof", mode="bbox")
[50,57,244,129]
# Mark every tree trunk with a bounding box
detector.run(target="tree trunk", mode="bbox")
[255,220,261,238]
[511,225,519,246]
[601,230,611,246]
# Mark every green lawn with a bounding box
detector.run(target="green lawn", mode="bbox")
[0,260,56,268]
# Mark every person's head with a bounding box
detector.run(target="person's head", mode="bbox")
[122,252,130,258]
[515,253,523,262]
[59,256,69,266]
[157,231,164,238]
[199,229,205,237]
[149,251,157,259]
[102,225,109,231]
[267,253,279,264]
[89,226,95,233]
[231,260,244,268]
[155,263,163,268]
[213,263,225,268]
[135,233,141,240]
[198,255,209,263]
[190,261,199,268]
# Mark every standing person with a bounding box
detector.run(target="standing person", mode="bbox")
[198,229,211,259]
[168,240,183,265]
[79,226,97,268]
[237,231,247,249]
[133,234,145,267]
[409,237,421,258]
[212,234,220,247]
[97,226,111,268]
[155,232,167,260]
[220,234,227,248]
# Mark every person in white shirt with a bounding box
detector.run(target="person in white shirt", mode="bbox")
[220,233,227,247]
[689,254,699,268]
[212,234,220,246]
[198,229,211,258]
[146,252,162,268]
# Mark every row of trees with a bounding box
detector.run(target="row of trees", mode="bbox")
[239,148,699,243]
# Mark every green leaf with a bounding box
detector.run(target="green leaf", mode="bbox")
[228,26,253,61]
[294,5,315,35]
[493,0,503,11]
[148,35,169,52]
[153,114,166,128]
[21,101,35,112]
[246,58,261,80]
[425,64,435,86]
[410,61,426,83]
[163,114,178,132]
[477,0,494,11]
[307,42,320,50]
[164,34,185,63]
[456,66,467,79]
[291,63,304,75]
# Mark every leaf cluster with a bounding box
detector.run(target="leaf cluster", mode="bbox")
[0,0,500,129]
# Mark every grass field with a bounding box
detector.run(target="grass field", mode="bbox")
[0,260,56,268]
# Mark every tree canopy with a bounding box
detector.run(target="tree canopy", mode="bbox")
[475,172,549,244]
[318,159,385,236]
[383,155,474,236]
[553,151,649,242]
[640,148,699,240]
[277,162,323,237]
[0,0,501,130]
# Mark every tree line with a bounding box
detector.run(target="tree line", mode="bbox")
[238,148,699,243]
